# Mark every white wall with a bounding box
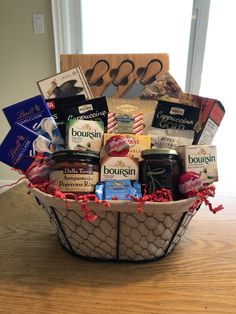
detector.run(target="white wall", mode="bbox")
[0,0,56,181]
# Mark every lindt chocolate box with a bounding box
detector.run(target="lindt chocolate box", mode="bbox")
[3,95,64,149]
[0,123,55,172]
[177,145,218,184]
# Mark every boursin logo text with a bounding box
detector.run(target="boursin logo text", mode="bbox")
[103,161,136,177]
[72,123,102,140]
[188,149,216,165]
[8,135,26,159]
[17,104,41,119]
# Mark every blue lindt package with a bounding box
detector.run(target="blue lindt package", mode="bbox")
[95,180,142,201]
[0,123,55,172]
[3,95,64,149]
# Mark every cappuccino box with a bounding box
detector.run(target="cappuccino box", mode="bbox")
[177,145,218,184]
[100,156,139,181]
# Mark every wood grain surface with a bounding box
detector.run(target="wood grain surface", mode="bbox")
[60,54,169,98]
[0,183,235,314]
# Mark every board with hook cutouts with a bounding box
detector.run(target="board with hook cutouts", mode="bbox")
[60,53,169,98]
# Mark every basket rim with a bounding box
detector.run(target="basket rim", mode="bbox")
[30,187,198,214]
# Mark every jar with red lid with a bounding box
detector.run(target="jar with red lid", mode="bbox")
[139,148,182,200]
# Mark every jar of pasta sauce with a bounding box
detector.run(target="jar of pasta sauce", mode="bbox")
[139,148,182,200]
[50,150,100,194]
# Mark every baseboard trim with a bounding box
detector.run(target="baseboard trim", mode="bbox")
[0,179,15,185]
[0,179,25,193]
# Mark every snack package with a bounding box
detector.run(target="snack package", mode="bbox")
[0,123,55,172]
[95,180,142,200]
[177,145,218,184]
[55,96,109,137]
[100,157,139,181]
[102,133,151,160]
[3,95,64,149]
[67,120,104,154]
[146,127,194,149]
[151,99,200,131]
[37,66,93,99]
[179,93,225,144]
[139,72,182,100]
[46,94,86,138]
[107,113,144,134]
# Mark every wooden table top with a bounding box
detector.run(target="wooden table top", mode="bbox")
[0,183,236,314]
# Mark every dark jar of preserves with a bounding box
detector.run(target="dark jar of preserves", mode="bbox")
[50,150,100,194]
[139,148,182,200]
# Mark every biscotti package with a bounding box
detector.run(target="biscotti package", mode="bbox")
[100,157,139,181]
[3,95,64,149]
[177,145,218,184]
[0,123,55,172]
[67,120,104,154]
[146,127,194,149]
[37,66,93,99]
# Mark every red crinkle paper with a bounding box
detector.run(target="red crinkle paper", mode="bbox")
[127,187,173,213]
[187,185,223,214]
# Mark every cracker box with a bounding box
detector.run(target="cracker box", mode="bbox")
[103,133,151,160]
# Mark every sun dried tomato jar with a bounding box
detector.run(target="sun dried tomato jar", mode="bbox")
[139,148,182,200]
[50,150,100,194]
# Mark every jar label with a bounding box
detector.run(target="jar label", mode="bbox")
[145,164,172,193]
[50,169,99,193]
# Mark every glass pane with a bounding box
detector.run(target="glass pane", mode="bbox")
[200,0,236,194]
[81,0,193,88]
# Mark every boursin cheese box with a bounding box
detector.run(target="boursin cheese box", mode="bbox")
[177,145,218,183]
[67,120,104,154]
[100,157,139,181]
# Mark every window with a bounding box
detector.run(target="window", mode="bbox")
[200,0,236,194]
[81,0,193,89]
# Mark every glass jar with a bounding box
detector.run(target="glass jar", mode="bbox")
[50,150,100,194]
[139,148,182,200]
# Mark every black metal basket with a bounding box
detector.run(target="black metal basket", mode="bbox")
[32,188,198,263]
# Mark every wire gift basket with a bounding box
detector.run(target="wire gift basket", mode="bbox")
[32,187,199,263]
